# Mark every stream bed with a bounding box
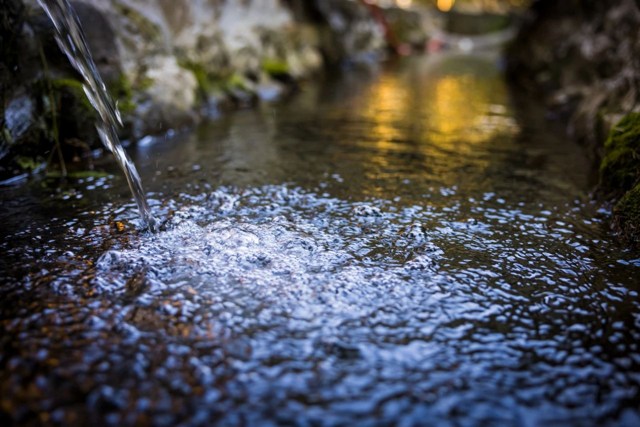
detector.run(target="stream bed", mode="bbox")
[1,53,640,426]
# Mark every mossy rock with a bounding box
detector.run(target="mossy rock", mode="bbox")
[179,60,216,96]
[613,183,640,245]
[599,112,640,196]
[30,77,99,160]
[43,74,134,130]
[48,78,94,113]
[261,58,290,78]
[225,73,251,92]
[179,59,255,106]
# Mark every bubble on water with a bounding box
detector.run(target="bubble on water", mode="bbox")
[352,204,383,217]
[95,186,442,322]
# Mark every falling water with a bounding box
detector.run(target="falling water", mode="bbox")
[37,0,156,230]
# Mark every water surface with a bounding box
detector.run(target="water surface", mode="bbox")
[1,53,639,426]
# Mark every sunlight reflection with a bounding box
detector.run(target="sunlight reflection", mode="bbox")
[427,62,517,148]
[437,0,455,12]
[359,74,412,188]
[362,75,408,145]
[352,54,518,197]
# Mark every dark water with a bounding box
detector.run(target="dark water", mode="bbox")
[1,53,640,426]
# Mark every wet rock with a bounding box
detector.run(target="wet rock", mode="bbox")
[3,95,35,149]
[1,0,127,179]
[313,0,386,64]
[70,1,123,83]
[1,1,42,179]
[44,78,100,146]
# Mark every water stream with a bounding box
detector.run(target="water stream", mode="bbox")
[37,0,155,229]
[1,51,639,425]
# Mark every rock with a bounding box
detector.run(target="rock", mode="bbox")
[614,183,640,246]
[381,6,429,49]
[312,0,386,64]
[3,95,35,147]
[1,94,41,182]
[600,113,640,197]
[133,55,198,136]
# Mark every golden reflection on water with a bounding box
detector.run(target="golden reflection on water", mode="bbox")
[355,54,518,197]
[358,74,411,183]
[428,72,516,147]
[361,75,408,147]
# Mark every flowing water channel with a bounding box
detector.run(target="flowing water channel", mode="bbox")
[1,51,640,425]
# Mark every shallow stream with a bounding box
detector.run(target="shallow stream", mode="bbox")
[1,53,639,426]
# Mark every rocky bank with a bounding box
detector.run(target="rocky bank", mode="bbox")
[507,0,640,245]
[1,0,428,182]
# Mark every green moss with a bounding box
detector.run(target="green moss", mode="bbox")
[136,76,154,91]
[15,156,42,171]
[108,73,135,114]
[179,60,253,101]
[48,74,135,117]
[2,126,13,145]
[179,60,214,95]
[113,2,161,43]
[34,77,98,155]
[599,112,640,195]
[49,78,94,115]
[613,183,640,244]
[225,73,250,92]
[261,58,290,77]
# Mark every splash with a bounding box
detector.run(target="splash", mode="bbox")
[38,0,156,229]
